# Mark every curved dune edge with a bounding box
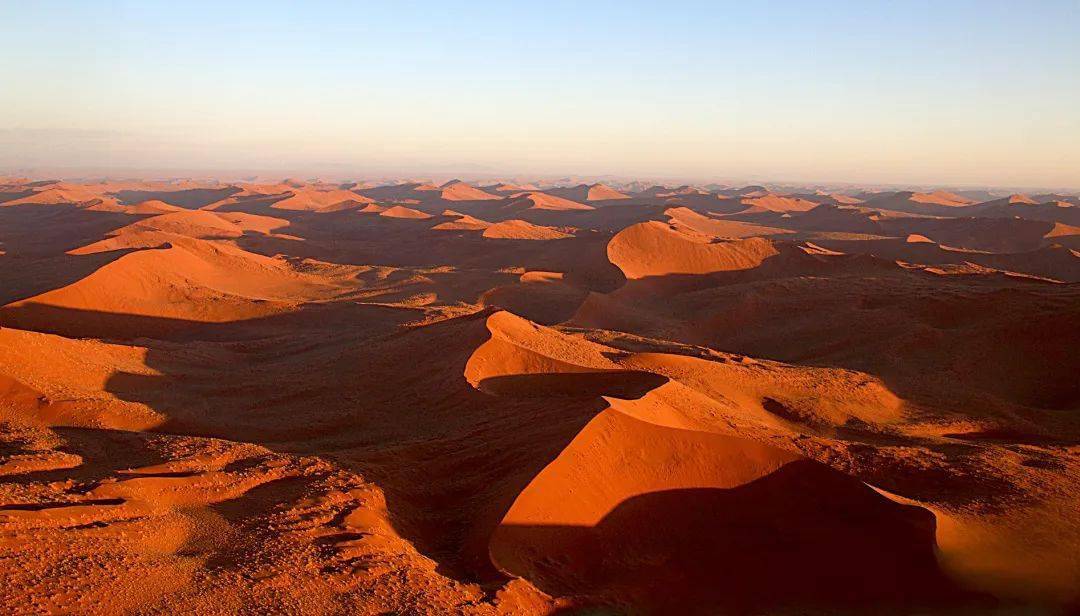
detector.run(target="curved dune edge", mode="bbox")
[489,407,972,612]
[463,311,990,611]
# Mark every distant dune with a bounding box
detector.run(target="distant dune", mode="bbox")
[483,219,572,240]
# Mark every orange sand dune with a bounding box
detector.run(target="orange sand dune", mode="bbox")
[437,179,502,201]
[482,219,572,240]
[68,210,295,254]
[482,182,539,193]
[607,221,780,278]
[379,204,433,219]
[861,190,976,215]
[503,191,593,211]
[740,193,818,212]
[357,180,499,203]
[2,237,364,338]
[433,213,492,231]
[547,183,631,202]
[664,206,793,237]
[124,199,186,214]
[491,408,968,612]
[269,187,374,211]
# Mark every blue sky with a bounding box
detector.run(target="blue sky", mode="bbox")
[2,0,1078,187]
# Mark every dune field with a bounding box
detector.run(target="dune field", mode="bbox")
[0,177,1077,614]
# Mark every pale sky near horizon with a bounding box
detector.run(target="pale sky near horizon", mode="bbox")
[2,1,1078,188]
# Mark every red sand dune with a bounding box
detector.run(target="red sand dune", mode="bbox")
[503,191,594,211]
[438,180,502,201]
[740,193,819,212]
[269,187,374,211]
[547,183,631,202]
[491,408,965,612]
[482,219,572,240]
[607,220,780,278]
[664,206,793,237]
[378,204,433,219]
[433,213,492,231]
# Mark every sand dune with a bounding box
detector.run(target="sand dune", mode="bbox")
[740,193,818,212]
[547,183,631,202]
[482,219,572,240]
[503,191,593,211]
[664,206,793,237]
[862,190,977,215]
[437,179,502,201]
[432,213,492,231]
[607,221,780,278]
[2,237,364,338]
[491,409,965,611]
[68,210,295,254]
[378,205,433,219]
[268,187,374,211]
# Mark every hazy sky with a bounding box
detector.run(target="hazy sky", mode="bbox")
[2,1,1078,187]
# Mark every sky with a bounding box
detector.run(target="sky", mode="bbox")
[1,0,1078,188]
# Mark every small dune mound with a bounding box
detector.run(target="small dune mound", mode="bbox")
[68,210,246,254]
[491,408,966,612]
[664,207,791,238]
[483,220,571,240]
[68,210,293,254]
[829,193,864,205]
[548,183,631,202]
[432,214,491,231]
[910,191,974,207]
[607,221,779,279]
[213,212,293,236]
[1,184,106,206]
[485,182,539,193]
[378,205,432,219]
[864,190,976,215]
[740,194,818,212]
[357,203,387,213]
[906,233,935,243]
[1044,222,1080,239]
[270,188,373,211]
[1007,194,1039,205]
[504,192,593,211]
[126,200,185,214]
[437,180,501,201]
